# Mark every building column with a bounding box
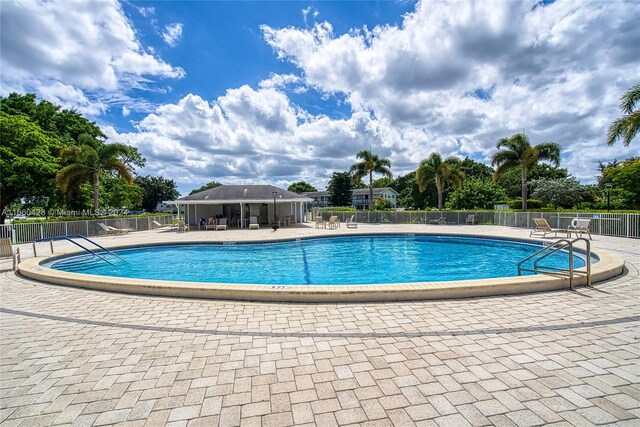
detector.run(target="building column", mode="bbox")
[240,203,244,228]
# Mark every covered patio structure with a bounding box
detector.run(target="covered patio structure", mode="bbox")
[164,185,313,228]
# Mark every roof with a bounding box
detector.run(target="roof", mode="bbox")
[166,185,312,204]
[302,187,399,197]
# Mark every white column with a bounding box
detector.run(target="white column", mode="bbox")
[240,203,244,229]
[195,205,198,228]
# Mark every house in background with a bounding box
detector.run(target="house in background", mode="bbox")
[302,187,399,210]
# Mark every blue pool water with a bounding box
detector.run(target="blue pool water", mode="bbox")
[48,235,587,285]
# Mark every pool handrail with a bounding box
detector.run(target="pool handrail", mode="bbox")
[33,234,128,266]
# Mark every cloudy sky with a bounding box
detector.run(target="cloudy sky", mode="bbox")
[2,0,639,195]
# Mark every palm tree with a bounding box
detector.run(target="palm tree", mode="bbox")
[491,133,561,210]
[349,150,392,210]
[56,134,134,212]
[416,153,465,210]
[607,83,640,146]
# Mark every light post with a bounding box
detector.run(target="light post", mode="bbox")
[272,191,277,225]
[605,183,612,211]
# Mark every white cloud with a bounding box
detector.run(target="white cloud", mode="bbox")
[0,0,184,115]
[138,6,155,17]
[122,106,130,117]
[162,23,184,47]
[261,0,640,183]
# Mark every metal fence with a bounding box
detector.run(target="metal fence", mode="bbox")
[0,215,175,244]
[320,211,640,239]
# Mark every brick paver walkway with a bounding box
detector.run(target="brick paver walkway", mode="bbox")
[1,225,639,426]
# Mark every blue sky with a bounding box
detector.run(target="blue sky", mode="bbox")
[1,0,639,196]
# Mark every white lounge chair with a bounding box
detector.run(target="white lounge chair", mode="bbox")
[346,215,358,229]
[0,238,20,271]
[327,216,338,229]
[152,220,172,229]
[530,218,569,238]
[216,218,228,231]
[249,216,259,230]
[569,218,592,240]
[98,223,128,235]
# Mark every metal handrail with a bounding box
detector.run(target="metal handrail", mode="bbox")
[33,234,127,266]
[517,238,592,290]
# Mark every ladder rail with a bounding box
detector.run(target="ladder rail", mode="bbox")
[518,237,592,290]
[34,234,127,266]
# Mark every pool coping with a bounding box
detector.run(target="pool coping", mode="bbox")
[18,232,626,302]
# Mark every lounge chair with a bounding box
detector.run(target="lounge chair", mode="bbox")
[428,215,447,225]
[346,215,358,229]
[216,218,228,231]
[152,220,172,229]
[465,214,477,225]
[530,218,569,238]
[315,216,325,229]
[249,216,259,230]
[0,238,20,271]
[177,220,189,232]
[98,223,128,235]
[569,218,592,240]
[327,216,338,229]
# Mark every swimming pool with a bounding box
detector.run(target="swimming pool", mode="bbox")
[48,235,586,285]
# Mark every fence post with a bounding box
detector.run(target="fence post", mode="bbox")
[627,214,630,238]
[39,223,44,240]
[85,220,89,236]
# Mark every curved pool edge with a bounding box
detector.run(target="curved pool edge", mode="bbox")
[17,233,626,302]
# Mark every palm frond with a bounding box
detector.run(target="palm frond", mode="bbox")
[620,83,640,114]
[521,147,540,171]
[608,111,640,146]
[55,164,91,195]
[104,159,134,183]
[534,142,561,166]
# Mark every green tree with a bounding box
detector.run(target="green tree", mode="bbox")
[496,164,568,199]
[102,177,143,209]
[445,157,493,180]
[287,181,317,194]
[135,175,180,212]
[607,83,640,146]
[416,153,465,210]
[530,177,589,209]
[491,133,561,210]
[601,158,640,208]
[0,112,62,223]
[390,172,433,209]
[327,172,353,207]
[372,176,394,188]
[56,134,138,212]
[189,181,223,195]
[373,197,391,210]
[447,178,507,210]
[349,150,392,209]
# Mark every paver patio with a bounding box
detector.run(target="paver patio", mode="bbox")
[1,224,639,426]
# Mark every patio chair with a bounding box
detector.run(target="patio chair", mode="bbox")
[315,216,325,229]
[216,218,228,231]
[0,238,20,271]
[465,214,477,225]
[428,215,447,225]
[205,217,217,230]
[177,220,189,232]
[327,216,338,229]
[346,215,358,229]
[569,218,592,240]
[530,218,569,238]
[249,216,260,230]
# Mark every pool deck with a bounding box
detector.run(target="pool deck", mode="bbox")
[1,224,639,426]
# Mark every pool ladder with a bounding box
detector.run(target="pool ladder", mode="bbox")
[517,237,591,290]
[34,235,127,267]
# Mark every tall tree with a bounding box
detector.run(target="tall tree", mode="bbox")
[135,175,180,212]
[287,181,317,194]
[189,181,223,195]
[607,83,640,146]
[327,172,353,207]
[491,133,561,210]
[349,150,392,210]
[0,112,62,223]
[416,153,465,210]
[56,134,139,212]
